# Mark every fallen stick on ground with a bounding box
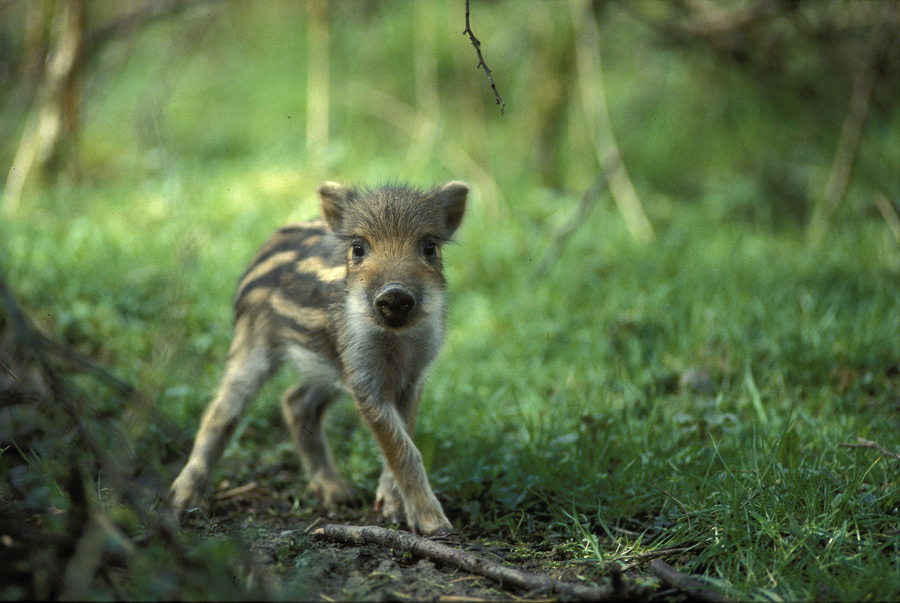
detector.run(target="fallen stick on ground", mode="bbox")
[212,481,259,501]
[839,437,900,462]
[648,559,731,603]
[312,524,649,601]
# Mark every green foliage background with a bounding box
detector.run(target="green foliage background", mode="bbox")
[1,1,899,600]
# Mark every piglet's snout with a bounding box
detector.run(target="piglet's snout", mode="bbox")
[374,283,416,327]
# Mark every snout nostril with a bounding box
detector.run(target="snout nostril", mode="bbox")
[374,286,415,321]
[376,294,414,314]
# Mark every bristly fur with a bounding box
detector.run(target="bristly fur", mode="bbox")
[170,181,468,536]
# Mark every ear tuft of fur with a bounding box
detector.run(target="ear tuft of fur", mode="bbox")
[434,181,468,238]
[319,182,351,232]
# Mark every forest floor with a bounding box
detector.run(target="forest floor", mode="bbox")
[185,467,657,602]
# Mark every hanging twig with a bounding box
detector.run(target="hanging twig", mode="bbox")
[462,0,504,114]
[313,523,651,601]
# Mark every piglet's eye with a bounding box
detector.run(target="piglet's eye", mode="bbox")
[423,242,437,257]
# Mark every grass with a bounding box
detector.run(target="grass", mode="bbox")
[2,1,899,600]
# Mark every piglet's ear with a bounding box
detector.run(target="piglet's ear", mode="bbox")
[434,181,468,238]
[318,181,351,232]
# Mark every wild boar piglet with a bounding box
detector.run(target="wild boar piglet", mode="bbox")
[170,181,468,536]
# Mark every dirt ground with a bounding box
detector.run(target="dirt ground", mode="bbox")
[186,469,648,602]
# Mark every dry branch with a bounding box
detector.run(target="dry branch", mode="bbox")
[313,524,650,601]
[213,481,260,501]
[839,437,900,462]
[463,0,504,114]
[648,559,732,603]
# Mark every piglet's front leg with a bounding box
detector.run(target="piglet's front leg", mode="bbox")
[354,394,451,536]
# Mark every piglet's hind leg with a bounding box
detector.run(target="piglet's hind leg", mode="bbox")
[170,342,274,518]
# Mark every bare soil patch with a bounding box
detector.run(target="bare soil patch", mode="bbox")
[183,471,641,602]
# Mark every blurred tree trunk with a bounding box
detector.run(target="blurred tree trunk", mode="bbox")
[22,2,49,80]
[807,1,900,243]
[568,0,654,243]
[3,0,84,214]
[306,0,330,168]
[407,0,440,174]
[525,9,571,188]
[623,0,900,235]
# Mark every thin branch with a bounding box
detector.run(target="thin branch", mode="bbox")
[313,524,651,601]
[874,193,900,248]
[839,437,900,462]
[462,0,504,114]
[567,545,693,573]
[648,559,733,603]
[611,524,662,546]
[532,154,619,280]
